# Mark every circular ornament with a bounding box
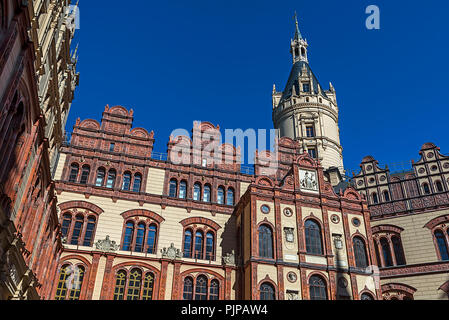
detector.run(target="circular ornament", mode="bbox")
[330,214,340,224]
[287,272,297,283]
[261,205,270,214]
[283,208,293,217]
[352,218,361,227]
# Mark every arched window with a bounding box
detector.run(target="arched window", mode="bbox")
[146,225,157,254]
[70,215,84,245]
[134,223,146,252]
[423,183,430,194]
[361,293,374,300]
[122,222,134,251]
[95,167,105,186]
[309,275,327,300]
[392,236,406,265]
[305,219,323,255]
[122,172,131,191]
[183,277,194,300]
[183,229,193,258]
[169,179,177,197]
[82,216,96,247]
[260,282,275,300]
[226,188,235,206]
[113,270,127,300]
[106,169,116,188]
[203,184,211,202]
[353,237,368,269]
[436,181,444,192]
[142,272,155,300]
[195,276,208,300]
[193,183,201,201]
[217,186,225,204]
[435,230,449,261]
[68,266,85,300]
[380,238,393,267]
[372,192,379,204]
[205,232,214,261]
[54,265,70,300]
[55,265,85,300]
[126,269,142,300]
[194,231,204,259]
[179,180,187,199]
[258,225,274,259]
[132,173,142,192]
[79,165,90,184]
[68,163,79,182]
[374,240,382,267]
[383,190,390,202]
[61,214,72,238]
[209,280,219,300]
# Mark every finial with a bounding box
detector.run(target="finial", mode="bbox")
[293,11,302,40]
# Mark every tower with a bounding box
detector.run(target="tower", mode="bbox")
[272,14,344,181]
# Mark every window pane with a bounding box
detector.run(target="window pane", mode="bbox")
[69,164,79,182]
[55,265,70,300]
[61,214,72,238]
[259,225,273,258]
[80,166,90,184]
[183,277,193,300]
[122,172,131,191]
[82,217,96,247]
[353,237,368,268]
[209,280,219,300]
[195,276,208,300]
[132,174,142,192]
[305,220,323,255]
[70,216,84,245]
[122,222,134,251]
[309,276,327,300]
[380,238,393,266]
[203,185,211,202]
[169,180,177,197]
[68,266,85,300]
[226,189,234,205]
[134,223,145,252]
[392,236,406,265]
[435,231,449,261]
[179,181,187,199]
[106,170,116,188]
[113,271,127,300]
[205,232,214,261]
[183,230,192,258]
[147,225,157,254]
[142,273,154,300]
[260,283,275,300]
[193,184,201,201]
[126,269,142,300]
[217,187,224,204]
[194,232,204,259]
[95,168,105,186]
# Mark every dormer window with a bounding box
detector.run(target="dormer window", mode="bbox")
[303,83,310,92]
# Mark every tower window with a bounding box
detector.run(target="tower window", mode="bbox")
[308,147,317,159]
[109,143,115,152]
[306,126,315,138]
[303,83,310,92]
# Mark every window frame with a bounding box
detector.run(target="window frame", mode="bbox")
[120,219,160,254]
[60,211,99,247]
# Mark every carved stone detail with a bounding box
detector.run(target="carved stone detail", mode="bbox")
[95,235,119,252]
[161,243,182,259]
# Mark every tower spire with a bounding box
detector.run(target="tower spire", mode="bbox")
[294,11,302,40]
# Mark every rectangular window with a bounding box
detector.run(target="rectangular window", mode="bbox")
[306,126,315,138]
[303,83,310,92]
[109,143,115,152]
[308,147,317,159]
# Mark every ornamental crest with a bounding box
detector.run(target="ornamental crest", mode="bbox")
[299,170,318,192]
[95,235,119,252]
[161,243,182,259]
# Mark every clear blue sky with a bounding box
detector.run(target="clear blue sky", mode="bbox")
[68,0,449,174]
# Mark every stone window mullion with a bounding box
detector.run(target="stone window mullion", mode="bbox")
[387,235,397,266]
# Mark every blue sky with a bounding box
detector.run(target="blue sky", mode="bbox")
[69,0,449,174]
